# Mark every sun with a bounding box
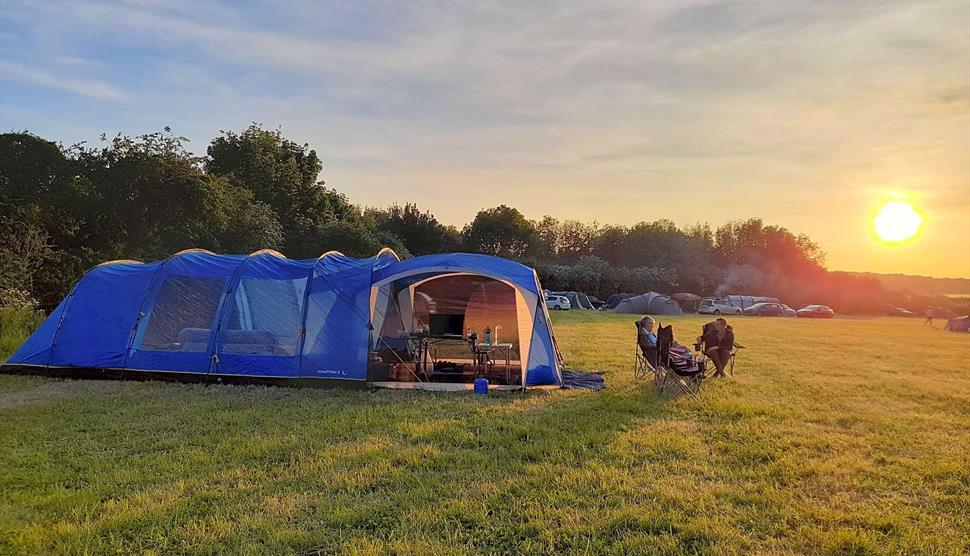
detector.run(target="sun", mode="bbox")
[873,200,923,244]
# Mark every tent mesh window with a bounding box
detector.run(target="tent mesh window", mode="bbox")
[220,277,308,356]
[138,275,226,352]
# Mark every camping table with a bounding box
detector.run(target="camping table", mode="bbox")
[474,343,513,384]
[409,335,468,376]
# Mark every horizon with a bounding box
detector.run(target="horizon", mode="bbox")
[1,1,968,278]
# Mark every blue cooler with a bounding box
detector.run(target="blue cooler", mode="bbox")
[473,378,489,395]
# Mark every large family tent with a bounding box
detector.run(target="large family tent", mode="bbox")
[3,250,563,389]
[613,292,684,315]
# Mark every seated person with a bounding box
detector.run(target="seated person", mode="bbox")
[638,316,698,371]
[637,316,658,353]
[699,317,734,378]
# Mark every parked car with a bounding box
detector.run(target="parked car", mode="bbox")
[545,293,570,311]
[698,298,742,315]
[797,304,834,318]
[744,302,794,317]
[884,305,914,317]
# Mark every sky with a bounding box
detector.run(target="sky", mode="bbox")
[1,1,968,278]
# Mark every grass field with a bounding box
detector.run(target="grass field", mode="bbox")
[1,312,968,554]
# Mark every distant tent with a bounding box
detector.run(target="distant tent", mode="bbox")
[605,293,633,309]
[553,291,595,310]
[725,295,780,311]
[945,315,970,333]
[671,293,701,313]
[613,292,684,315]
[571,292,595,310]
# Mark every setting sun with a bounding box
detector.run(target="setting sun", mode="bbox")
[873,200,923,244]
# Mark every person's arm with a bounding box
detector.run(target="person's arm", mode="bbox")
[722,329,735,350]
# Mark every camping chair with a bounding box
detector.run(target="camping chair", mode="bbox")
[470,340,495,378]
[656,325,704,399]
[698,322,745,376]
[634,321,665,385]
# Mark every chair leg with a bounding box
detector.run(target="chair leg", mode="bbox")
[657,367,673,396]
[664,372,702,399]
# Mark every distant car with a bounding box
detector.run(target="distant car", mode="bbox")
[545,294,570,311]
[797,304,834,318]
[744,302,793,317]
[884,305,914,317]
[698,298,742,315]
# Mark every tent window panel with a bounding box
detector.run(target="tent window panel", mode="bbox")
[138,275,226,352]
[221,277,307,356]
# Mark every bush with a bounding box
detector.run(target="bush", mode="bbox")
[0,306,45,362]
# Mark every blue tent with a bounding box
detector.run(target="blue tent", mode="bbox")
[4,249,563,389]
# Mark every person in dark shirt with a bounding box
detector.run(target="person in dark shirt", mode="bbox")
[701,317,734,378]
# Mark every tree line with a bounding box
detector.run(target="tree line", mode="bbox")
[0,124,961,315]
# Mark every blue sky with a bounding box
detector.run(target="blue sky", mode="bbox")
[1,0,968,277]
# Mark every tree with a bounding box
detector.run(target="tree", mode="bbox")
[1,132,95,306]
[714,218,825,277]
[534,216,560,260]
[368,203,460,255]
[72,131,283,260]
[591,225,627,265]
[558,220,599,262]
[461,205,539,259]
[207,124,384,258]
[1,130,284,306]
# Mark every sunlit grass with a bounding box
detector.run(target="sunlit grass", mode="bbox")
[1,312,968,554]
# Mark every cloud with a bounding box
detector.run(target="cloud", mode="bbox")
[0,62,126,100]
[0,0,967,276]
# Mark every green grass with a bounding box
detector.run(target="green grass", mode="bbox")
[0,307,45,362]
[1,313,968,554]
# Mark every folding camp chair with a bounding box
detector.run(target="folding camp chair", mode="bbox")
[634,321,665,385]
[726,342,745,376]
[699,322,744,376]
[656,325,704,399]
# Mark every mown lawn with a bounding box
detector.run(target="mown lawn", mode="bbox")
[1,312,968,555]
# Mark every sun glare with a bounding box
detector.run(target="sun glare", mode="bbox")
[873,200,923,244]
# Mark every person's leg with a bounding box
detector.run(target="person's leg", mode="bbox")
[706,348,726,377]
[717,348,732,376]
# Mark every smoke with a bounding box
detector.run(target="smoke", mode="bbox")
[715,264,767,297]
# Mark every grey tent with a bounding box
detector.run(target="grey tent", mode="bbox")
[571,292,595,310]
[605,293,633,309]
[554,291,595,310]
[945,315,969,332]
[613,292,684,315]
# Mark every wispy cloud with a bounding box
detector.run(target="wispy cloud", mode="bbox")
[1,62,126,100]
[0,0,967,276]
